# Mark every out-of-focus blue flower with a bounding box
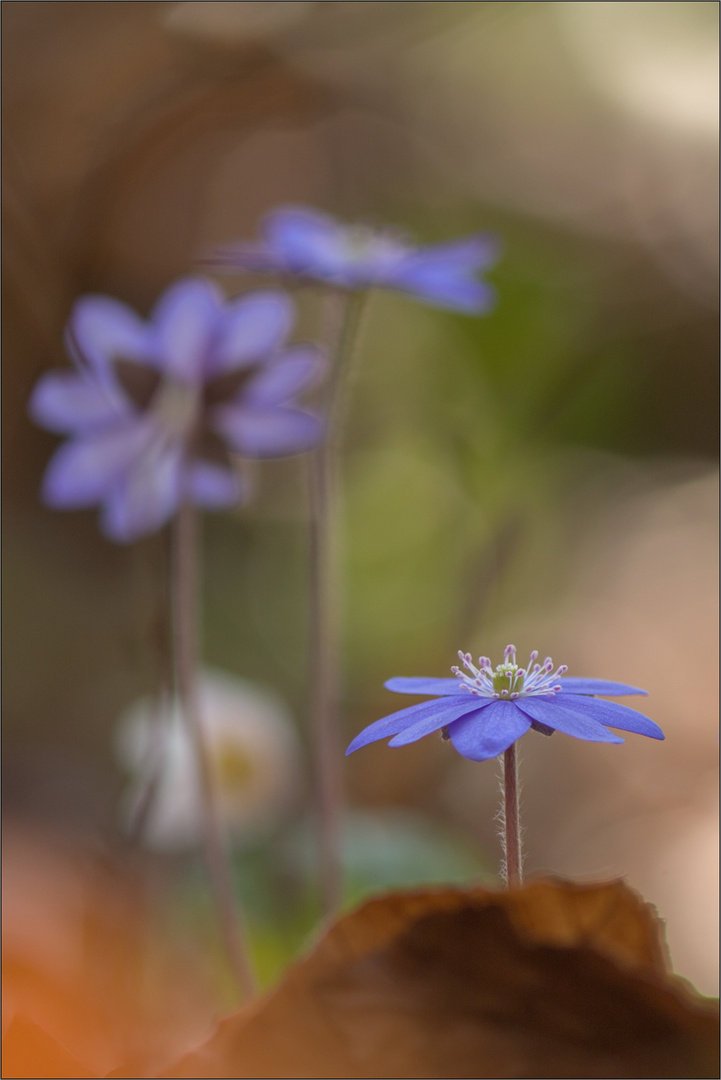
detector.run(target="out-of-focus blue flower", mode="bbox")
[210,206,500,313]
[347,645,664,762]
[29,278,325,542]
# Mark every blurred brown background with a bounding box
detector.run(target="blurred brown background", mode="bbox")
[3,1,718,997]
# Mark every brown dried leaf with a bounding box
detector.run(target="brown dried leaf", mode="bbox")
[161,879,719,1080]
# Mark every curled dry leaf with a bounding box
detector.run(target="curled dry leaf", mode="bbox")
[160,879,719,1080]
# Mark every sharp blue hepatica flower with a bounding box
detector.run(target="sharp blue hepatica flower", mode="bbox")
[29,278,326,542]
[211,205,500,314]
[347,646,664,762]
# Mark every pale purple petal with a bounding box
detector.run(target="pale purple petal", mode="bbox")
[377,235,500,311]
[186,460,246,509]
[243,346,326,407]
[151,278,223,382]
[545,695,664,739]
[69,296,153,375]
[403,235,501,273]
[41,419,154,508]
[346,696,482,755]
[514,697,625,743]
[384,677,468,696]
[389,257,496,313]
[558,677,649,697]
[29,372,131,433]
[388,698,496,746]
[210,291,294,377]
[213,405,324,457]
[447,701,531,761]
[400,276,495,313]
[101,439,184,542]
[264,206,346,275]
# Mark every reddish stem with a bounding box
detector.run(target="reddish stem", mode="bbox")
[308,289,365,917]
[503,743,522,886]
[173,502,256,998]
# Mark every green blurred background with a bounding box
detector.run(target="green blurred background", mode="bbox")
[3,2,718,995]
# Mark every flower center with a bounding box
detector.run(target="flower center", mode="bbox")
[215,742,256,791]
[341,226,405,270]
[451,645,568,700]
[343,226,376,259]
[152,380,200,437]
[492,662,523,695]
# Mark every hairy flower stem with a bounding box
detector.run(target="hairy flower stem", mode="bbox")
[172,502,255,999]
[308,289,365,917]
[502,744,522,886]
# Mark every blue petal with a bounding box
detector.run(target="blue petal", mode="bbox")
[545,695,664,740]
[29,372,130,433]
[41,419,154,508]
[152,278,223,383]
[448,701,531,761]
[384,677,469,696]
[405,235,501,272]
[390,264,496,313]
[100,439,184,542]
[388,698,495,746]
[387,236,500,313]
[243,346,327,407]
[68,296,153,379]
[346,696,481,755]
[514,697,625,743]
[186,460,246,509]
[213,404,324,457]
[264,206,346,275]
[210,291,294,377]
[558,677,648,697]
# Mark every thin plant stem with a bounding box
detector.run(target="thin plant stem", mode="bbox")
[308,288,365,917]
[502,743,522,886]
[126,533,174,846]
[172,501,256,999]
[124,691,169,846]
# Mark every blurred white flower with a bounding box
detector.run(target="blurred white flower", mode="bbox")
[116,670,303,850]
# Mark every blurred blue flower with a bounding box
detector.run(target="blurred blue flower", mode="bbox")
[347,645,664,762]
[210,205,500,313]
[29,278,326,542]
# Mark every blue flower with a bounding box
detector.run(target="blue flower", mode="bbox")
[29,278,326,542]
[210,205,500,314]
[346,645,664,762]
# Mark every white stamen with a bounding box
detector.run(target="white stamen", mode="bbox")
[452,645,567,701]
